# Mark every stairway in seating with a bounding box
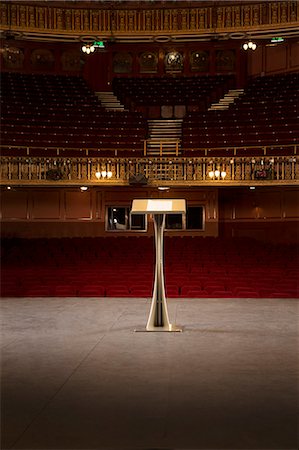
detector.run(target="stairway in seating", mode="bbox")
[146,119,183,156]
[208,89,244,111]
[95,91,127,111]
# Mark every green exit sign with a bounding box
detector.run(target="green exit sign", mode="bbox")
[93,41,105,48]
[271,37,284,43]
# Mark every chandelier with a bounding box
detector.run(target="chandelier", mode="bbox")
[242,40,257,51]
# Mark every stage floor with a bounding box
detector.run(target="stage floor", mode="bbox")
[1,297,298,450]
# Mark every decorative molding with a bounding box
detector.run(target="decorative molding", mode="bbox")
[1,2,298,41]
[1,155,298,187]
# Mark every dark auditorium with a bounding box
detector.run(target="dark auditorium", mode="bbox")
[0,1,298,449]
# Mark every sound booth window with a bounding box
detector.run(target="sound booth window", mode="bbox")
[165,206,204,230]
[106,207,146,231]
[186,206,204,230]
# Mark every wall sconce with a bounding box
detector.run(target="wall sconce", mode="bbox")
[82,44,95,54]
[96,171,112,179]
[208,169,226,180]
[243,40,257,51]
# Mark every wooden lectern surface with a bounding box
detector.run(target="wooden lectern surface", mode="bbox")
[131,199,186,214]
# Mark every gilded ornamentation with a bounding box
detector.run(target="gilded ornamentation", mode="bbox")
[199,8,205,29]
[164,10,170,30]
[56,9,63,30]
[83,10,89,30]
[19,5,26,27]
[0,2,297,36]
[172,10,178,30]
[145,11,151,31]
[181,9,188,29]
[29,6,35,28]
[0,3,8,26]
[65,10,72,30]
[92,11,98,30]
[225,7,232,27]
[119,11,125,32]
[281,2,287,22]
[271,2,278,24]
[234,6,241,26]
[10,4,17,26]
[74,10,81,31]
[244,5,250,26]
[128,11,134,31]
[253,5,260,26]
[217,7,223,28]
[165,50,183,73]
[38,7,45,29]
[190,9,196,29]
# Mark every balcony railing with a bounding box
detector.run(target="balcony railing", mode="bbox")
[1,155,298,187]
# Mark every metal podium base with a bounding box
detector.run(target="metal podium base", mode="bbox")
[134,324,183,332]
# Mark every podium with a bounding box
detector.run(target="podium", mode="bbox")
[131,199,186,332]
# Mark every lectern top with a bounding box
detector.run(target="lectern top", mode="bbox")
[131,199,186,214]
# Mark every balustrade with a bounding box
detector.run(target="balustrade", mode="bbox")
[1,154,298,186]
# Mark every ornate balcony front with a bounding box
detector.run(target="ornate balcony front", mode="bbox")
[1,154,298,187]
[1,1,298,42]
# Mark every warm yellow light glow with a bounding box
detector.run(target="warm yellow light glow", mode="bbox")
[214,170,220,178]
[208,171,214,178]
[101,170,107,178]
[107,171,113,178]
[95,171,101,179]
[221,171,227,179]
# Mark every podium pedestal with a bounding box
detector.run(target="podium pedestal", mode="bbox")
[131,199,186,333]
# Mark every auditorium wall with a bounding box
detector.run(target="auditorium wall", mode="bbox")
[218,187,299,243]
[0,186,218,238]
[1,38,298,90]
[247,39,299,77]
[1,186,298,243]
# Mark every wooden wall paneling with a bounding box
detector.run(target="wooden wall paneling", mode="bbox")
[1,190,29,220]
[265,44,287,73]
[282,188,299,218]
[233,191,258,220]
[256,190,282,219]
[95,190,103,220]
[64,190,93,220]
[290,41,299,69]
[31,190,61,219]
[247,45,263,77]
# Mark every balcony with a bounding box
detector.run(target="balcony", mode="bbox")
[1,150,298,188]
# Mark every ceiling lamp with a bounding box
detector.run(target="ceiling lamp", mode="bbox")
[243,40,257,51]
[82,44,95,54]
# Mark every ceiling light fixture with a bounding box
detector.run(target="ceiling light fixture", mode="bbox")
[243,40,257,51]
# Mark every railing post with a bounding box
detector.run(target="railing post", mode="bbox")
[143,140,147,156]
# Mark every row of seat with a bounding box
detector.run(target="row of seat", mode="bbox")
[1,237,298,298]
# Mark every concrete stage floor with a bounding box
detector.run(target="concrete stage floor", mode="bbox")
[1,297,298,450]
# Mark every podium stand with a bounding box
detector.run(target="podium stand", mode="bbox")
[131,199,186,332]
